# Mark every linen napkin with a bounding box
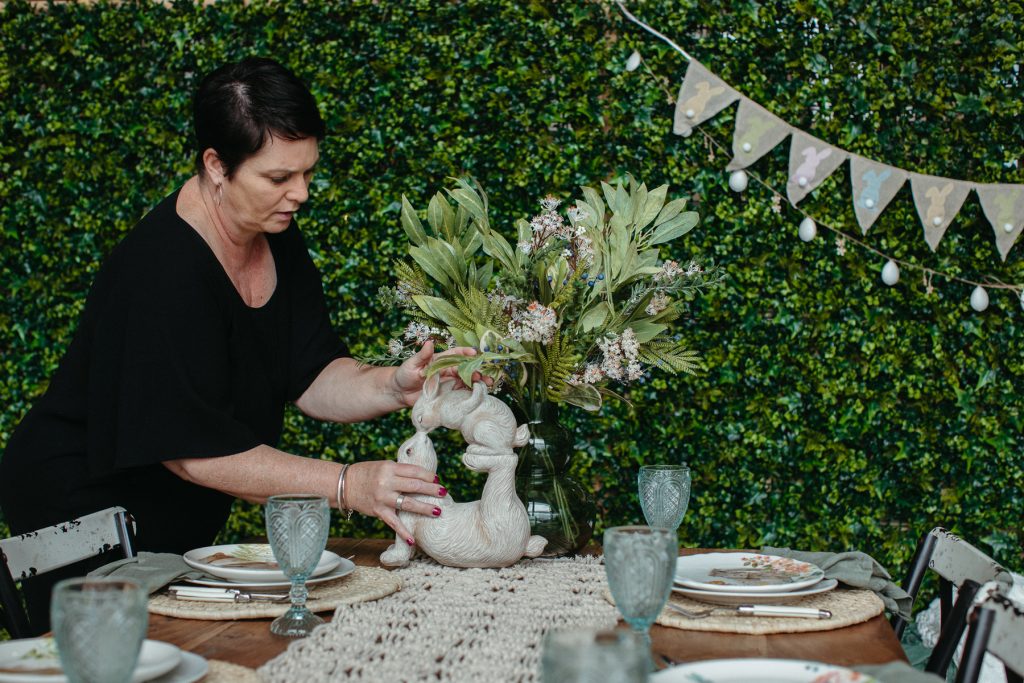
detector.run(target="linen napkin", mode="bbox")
[87,551,206,594]
[853,662,944,683]
[762,546,913,622]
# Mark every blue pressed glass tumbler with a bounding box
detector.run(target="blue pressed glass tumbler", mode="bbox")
[603,526,677,655]
[638,464,691,531]
[51,578,147,683]
[265,494,330,637]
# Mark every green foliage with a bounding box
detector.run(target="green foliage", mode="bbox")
[1,0,1022,608]
[375,174,719,413]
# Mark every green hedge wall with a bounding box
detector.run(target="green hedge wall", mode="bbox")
[2,0,1022,583]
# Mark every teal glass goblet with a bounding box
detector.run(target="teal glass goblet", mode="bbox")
[638,464,691,531]
[603,526,677,661]
[265,494,330,637]
[51,578,147,683]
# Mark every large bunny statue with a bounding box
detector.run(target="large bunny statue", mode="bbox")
[379,376,547,568]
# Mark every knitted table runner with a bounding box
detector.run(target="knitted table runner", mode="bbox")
[259,557,618,683]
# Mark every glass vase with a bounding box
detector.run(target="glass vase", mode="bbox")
[514,400,596,556]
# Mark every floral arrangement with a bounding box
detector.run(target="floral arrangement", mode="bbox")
[373,175,722,416]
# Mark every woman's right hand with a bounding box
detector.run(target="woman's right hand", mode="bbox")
[343,461,446,545]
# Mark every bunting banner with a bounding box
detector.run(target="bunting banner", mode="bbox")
[786,131,848,206]
[672,60,739,137]
[850,156,909,235]
[672,61,1024,260]
[727,98,791,172]
[977,184,1024,262]
[910,174,973,252]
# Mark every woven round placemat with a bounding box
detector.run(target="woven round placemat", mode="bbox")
[603,587,883,634]
[147,567,401,621]
[204,660,263,682]
[653,588,884,634]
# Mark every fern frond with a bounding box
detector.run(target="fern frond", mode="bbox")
[541,333,581,401]
[638,341,705,375]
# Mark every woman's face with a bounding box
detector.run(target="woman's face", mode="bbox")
[218,134,319,237]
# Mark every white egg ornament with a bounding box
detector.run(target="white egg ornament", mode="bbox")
[970,286,989,312]
[798,217,817,242]
[625,51,642,72]
[881,260,900,286]
[728,170,748,193]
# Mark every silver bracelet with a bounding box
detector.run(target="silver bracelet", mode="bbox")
[336,463,353,520]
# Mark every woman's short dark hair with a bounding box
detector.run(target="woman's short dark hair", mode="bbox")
[193,57,325,178]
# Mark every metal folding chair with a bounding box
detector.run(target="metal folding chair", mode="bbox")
[893,527,1013,678]
[0,506,136,638]
[955,582,1024,683]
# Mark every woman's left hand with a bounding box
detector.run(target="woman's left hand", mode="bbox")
[391,340,484,408]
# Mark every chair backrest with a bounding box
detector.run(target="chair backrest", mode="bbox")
[0,506,136,638]
[954,583,1024,683]
[893,527,1012,678]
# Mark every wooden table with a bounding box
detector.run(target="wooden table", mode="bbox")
[148,539,908,671]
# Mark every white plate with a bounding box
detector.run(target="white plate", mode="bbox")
[674,553,825,594]
[183,544,341,583]
[651,658,877,682]
[672,578,839,606]
[183,556,355,590]
[148,652,208,683]
[0,638,181,683]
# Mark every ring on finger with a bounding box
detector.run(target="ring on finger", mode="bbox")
[395,494,406,512]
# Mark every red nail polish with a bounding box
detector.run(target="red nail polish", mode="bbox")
[406,537,415,546]
[432,506,442,517]
[438,487,447,497]
[434,475,440,484]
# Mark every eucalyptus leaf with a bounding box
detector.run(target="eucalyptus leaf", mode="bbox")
[448,186,486,221]
[410,245,452,288]
[653,197,688,227]
[631,183,648,227]
[650,211,699,245]
[579,302,610,332]
[561,383,602,411]
[412,295,475,329]
[401,195,428,245]
[581,185,605,226]
[637,184,668,230]
[628,321,669,343]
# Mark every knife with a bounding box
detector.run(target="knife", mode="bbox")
[736,604,832,619]
[168,585,291,602]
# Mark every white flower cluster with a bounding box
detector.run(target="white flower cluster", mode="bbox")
[654,259,702,284]
[568,362,606,386]
[654,259,684,283]
[597,328,643,382]
[508,301,558,345]
[403,321,444,344]
[645,291,670,315]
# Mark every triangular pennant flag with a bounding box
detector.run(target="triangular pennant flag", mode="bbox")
[976,183,1024,261]
[672,59,739,137]
[786,131,848,205]
[849,156,909,235]
[910,174,973,251]
[726,98,792,171]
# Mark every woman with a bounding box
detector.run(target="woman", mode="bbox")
[0,57,463,617]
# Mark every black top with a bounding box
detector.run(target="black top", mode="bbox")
[0,189,347,553]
